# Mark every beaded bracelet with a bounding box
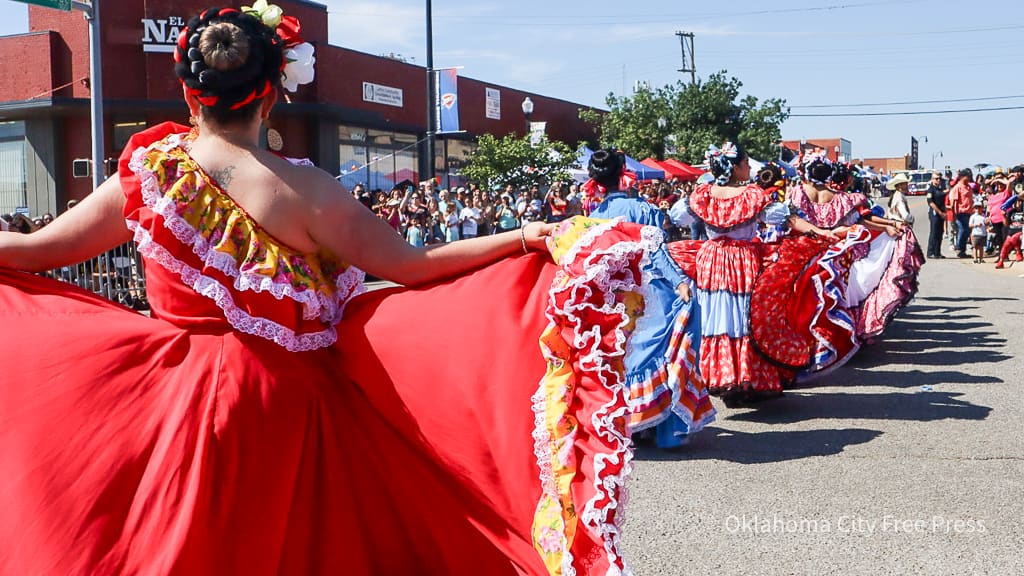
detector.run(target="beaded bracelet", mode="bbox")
[520,226,529,255]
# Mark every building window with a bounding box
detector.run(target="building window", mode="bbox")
[0,121,27,213]
[337,125,419,193]
[114,121,147,151]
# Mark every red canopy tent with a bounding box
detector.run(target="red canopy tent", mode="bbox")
[640,158,680,179]
[661,159,705,182]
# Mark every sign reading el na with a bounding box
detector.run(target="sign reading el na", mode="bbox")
[14,0,71,11]
[141,16,186,53]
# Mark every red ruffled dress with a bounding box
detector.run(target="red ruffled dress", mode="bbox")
[667,184,791,401]
[750,188,924,377]
[0,124,658,575]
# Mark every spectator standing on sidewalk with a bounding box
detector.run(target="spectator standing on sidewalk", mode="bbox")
[459,199,482,239]
[986,176,1012,253]
[925,172,948,258]
[442,202,460,243]
[947,168,975,258]
[494,194,518,233]
[969,201,989,263]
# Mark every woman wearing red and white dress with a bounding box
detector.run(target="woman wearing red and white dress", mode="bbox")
[0,7,658,575]
[668,143,837,406]
[750,154,924,379]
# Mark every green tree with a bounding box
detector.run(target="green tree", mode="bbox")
[579,86,673,161]
[460,133,576,190]
[581,71,789,165]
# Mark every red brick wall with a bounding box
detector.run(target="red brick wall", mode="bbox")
[29,6,89,99]
[0,32,57,101]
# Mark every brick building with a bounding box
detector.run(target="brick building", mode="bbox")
[0,0,598,215]
[780,138,853,164]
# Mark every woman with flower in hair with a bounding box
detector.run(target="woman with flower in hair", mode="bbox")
[668,143,836,406]
[791,154,923,344]
[749,151,924,378]
[0,5,654,575]
[584,148,715,448]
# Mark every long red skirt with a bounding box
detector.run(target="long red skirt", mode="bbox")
[0,241,639,575]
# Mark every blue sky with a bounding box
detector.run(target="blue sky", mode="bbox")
[3,0,1023,170]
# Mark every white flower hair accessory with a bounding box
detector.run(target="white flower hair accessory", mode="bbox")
[242,0,315,93]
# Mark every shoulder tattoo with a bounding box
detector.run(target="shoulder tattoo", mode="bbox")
[209,165,236,188]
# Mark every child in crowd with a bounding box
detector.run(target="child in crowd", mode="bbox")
[405,214,425,247]
[969,201,989,263]
[443,203,460,243]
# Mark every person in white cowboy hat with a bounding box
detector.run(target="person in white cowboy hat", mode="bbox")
[886,172,914,225]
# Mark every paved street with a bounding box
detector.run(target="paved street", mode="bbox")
[622,198,1024,575]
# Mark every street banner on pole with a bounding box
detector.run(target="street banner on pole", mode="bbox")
[436,68,460,134]
[15,0,71,10]
[529,121,547,145]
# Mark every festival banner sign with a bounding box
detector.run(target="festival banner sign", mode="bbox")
[485,87,501,120]
[437,68,461,134]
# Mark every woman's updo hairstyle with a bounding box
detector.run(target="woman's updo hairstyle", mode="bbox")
[705,141,747,185]
[588,148,626,189]
[800,151,834,186]
[827,162,852,191]
[174,7,284,123]
[755,162,785,190]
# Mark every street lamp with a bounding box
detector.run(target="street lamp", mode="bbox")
[931,150,943,169]
[521,97,534,136]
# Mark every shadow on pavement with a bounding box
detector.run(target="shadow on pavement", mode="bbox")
[848,301,1010,368]
[634,427,882,464]
[727,390,991,424]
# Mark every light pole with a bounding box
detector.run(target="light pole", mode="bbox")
[521,97,534,138]
[424,0,436,181]
[931,150,943,169]
[657,117,667,159]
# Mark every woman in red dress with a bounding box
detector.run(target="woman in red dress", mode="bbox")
[668,143,837,406]
[749,154,923,379]
[0,8,657,575]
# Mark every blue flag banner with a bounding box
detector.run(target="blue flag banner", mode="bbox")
[437,68,460,134]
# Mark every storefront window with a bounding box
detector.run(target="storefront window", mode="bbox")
[114,121,147,151]
[440,138,476,189]
[0,121,27,213]
[337,125,419,193]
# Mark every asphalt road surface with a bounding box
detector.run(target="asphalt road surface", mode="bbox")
[621,197,1023,575]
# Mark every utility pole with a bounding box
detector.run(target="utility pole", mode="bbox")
[676,31,696,85]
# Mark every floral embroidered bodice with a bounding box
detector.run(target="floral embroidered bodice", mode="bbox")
[789,186,868,230]
[121,123,364,352]
[683,184,789,241]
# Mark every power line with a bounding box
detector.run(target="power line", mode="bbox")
[790,106,1024,117]
[792,94,1024,109]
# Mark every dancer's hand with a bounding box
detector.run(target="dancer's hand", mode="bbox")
[522,221,557,251]
[676,282,692,303]
[814,227,840,242]
[884,225,901,237]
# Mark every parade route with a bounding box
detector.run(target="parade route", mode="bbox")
[622,201,1024,575]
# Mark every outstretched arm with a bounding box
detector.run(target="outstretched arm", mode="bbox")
[305,170,554,286]
[0,177,131,272]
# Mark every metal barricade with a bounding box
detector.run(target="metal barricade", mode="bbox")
[45,241,149,310]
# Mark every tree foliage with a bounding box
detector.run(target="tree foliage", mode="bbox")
[580,71,789,165]
[460,133,575,190]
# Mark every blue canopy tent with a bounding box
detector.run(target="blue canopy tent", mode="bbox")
[576,147,666,181]
[622,154,664,180]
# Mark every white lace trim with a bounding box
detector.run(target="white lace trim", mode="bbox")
[532,219,661,576]
[128,137,365,325]
[128,220,339,352]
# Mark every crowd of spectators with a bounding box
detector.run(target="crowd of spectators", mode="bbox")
[0,208,58,234]
[925,166,1024,268]
[349,178,703,245]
